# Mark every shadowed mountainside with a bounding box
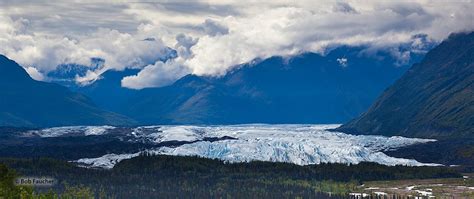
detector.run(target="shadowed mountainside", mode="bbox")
[337,32,474,139]
[119,47,420,124]
[0,55,135,127]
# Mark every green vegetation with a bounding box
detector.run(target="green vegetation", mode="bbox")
[357,174,474,198]
[0,164,95,199]
[0,163,34,198]
[459,146,474,159]
[0,154,462,198]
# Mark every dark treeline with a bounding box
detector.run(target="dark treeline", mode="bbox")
[0,154,461,199]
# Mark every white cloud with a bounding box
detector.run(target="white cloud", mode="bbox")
[0,15,173,84]
[121,58,190,89]
[175,34,198,59]
[25,66,45,81]
[127,0,474,81]
[199,19,229,36]
[0,1,473,89]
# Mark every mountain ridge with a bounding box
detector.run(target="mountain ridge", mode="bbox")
[336,32,474,139]
[1,45,427,126]
[0,55,136,127]
[118,47,420,124]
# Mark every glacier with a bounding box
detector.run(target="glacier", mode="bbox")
[72,124,440,169]
[28,125,116,137]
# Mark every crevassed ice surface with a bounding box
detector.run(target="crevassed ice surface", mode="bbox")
[71,124,439,169]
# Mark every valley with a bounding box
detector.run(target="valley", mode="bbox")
[0,125,440,169]
[0,1,472,197]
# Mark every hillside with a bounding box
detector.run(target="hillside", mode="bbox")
[120,47,417,124]
[0,55,135,127]
[337,32,474,139]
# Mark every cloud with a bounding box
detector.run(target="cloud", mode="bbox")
[121,58,190,89]
[0,1,139,35]
[176,1,474,78]
[1,0,473,89]
[199,19,229,36]
[333,2,357,14]
[0,14,173,84]
[121,34,196,89]
[175,34,198,59]
[25,66,45,81]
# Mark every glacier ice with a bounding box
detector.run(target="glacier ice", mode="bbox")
[73,124,439,169]
[131,125,206,143]
[76,153,140,169]
[28,126,116,137]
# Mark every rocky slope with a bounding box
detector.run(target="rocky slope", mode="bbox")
[337,32,474,139]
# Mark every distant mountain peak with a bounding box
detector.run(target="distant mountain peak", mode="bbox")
[47,47,178,88]
[0,54,34,82]
[115,46,423,125]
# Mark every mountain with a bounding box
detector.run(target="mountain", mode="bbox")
[0,55,135,127]
[337,32,474,139]
[75,69,140,112]
[47,61,101,88]
[47,47,177,91]
[119,46,423,124]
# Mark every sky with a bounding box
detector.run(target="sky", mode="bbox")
[0,0,473,89]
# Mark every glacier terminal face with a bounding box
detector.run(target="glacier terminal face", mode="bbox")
[67,124,439,169]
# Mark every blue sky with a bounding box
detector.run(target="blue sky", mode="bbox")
[0,0,473,89]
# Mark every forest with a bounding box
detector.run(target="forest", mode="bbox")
[0,153,461,198]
